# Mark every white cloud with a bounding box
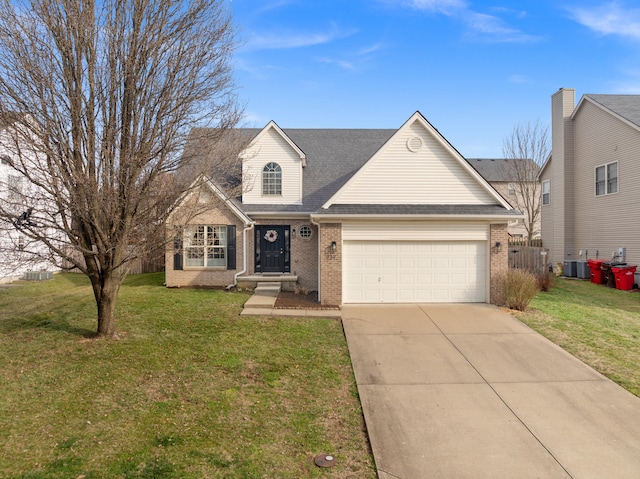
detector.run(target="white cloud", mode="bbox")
[381,0,538,43]
[464,12,540,43]
[404,0,468,15]
[569,2,640,41]
[243,24,356,50]
[316,57,357,71]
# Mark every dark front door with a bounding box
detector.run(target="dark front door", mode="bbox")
[259,226,286,273]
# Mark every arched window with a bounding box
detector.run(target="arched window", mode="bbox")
[262,162,282,195]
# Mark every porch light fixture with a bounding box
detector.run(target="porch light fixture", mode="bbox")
[330,241,337,253]
[292,228,296,238]
[494,241,502,253]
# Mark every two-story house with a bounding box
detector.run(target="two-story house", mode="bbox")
[0,114,57,283]
[467,158,541,240]
[166,111,522,306]
[540,88,640,284]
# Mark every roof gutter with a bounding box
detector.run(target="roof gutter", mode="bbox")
[309,212,525,222]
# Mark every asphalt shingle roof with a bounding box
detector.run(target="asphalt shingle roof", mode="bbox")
[315,204,521,216]
[466,158,540,182]
[585,94,640,128]
[186,126,515,217]
[241,128,396,214]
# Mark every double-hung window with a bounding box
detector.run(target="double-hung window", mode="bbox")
[542,180,550,205]
[595,162,618,196]
[184,225,226,268]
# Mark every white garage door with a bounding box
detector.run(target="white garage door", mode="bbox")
[343,241,486,303]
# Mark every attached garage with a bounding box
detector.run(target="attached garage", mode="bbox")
[342,222,489,304]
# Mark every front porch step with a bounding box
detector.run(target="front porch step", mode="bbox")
[236,275,298,293]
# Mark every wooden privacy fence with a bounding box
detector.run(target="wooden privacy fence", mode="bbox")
[508,238,544,247]
[508,246,549,276]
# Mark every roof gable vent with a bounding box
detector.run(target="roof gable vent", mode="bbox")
[407,136,423,152]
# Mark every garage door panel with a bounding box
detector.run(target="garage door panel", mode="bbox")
[344,240,486,303]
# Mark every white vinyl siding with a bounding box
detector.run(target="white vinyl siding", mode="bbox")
[242,128,303,205]
[329,120,496,205]
[343,240,486,303]
[342,221,489,241]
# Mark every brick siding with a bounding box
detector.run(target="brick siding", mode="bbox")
[490,223,509,306]
[319,223,342,306]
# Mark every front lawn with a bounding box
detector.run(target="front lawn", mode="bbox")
[0,273,376,478]
[513,277,640,397]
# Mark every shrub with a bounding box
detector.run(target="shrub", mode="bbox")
[506,268,540,311]
[537,271,555,292]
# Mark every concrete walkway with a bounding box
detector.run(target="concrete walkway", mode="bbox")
[342,303,640,479]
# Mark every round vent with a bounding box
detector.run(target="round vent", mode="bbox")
[407,136,423,152]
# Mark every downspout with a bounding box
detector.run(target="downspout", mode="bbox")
[232,221,255,288]
[310,216,321,304]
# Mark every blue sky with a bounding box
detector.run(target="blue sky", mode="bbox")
[230,0,640,157]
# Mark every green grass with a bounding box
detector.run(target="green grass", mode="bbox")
[513,277,640,397]
[0,273,375,478]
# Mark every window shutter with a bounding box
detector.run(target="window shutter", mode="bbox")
[173,227,183,270]
[227,225,236,270]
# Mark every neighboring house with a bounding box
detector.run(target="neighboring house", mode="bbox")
[540,88,640,273]
[467,158,541,240]
[166,111,522,306]
[0,114,58,283]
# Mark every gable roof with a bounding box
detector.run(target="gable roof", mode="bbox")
[578,94,640,131]
[244,121,307,167]
[186,112,519,219]
[467,158,540,182]
[240,128,396,214]
[322,111,512,211]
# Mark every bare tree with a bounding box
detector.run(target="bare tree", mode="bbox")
[502,121,549,243]
[0,0,244,338]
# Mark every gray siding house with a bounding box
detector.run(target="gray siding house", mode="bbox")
[540,88,640,280]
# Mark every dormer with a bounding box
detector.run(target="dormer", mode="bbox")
[241,121,305,205]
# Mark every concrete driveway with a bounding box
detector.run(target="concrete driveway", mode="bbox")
[341,304,640,479]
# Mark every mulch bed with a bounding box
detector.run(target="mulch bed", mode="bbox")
[274,291,338,310]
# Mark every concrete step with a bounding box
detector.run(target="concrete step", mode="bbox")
[243,294,277,309]
[254,282,281,297]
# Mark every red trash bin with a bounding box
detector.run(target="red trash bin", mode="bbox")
[587,259,607,284]
[612,265,637,291]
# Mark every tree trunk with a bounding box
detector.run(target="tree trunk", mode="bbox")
[91,273,122,339]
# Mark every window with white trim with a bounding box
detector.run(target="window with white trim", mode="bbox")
[508,182,516,196]
[596,162,618,196]
[262,162,282,195]
[184,225,226,268]
[542,180,550,205]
